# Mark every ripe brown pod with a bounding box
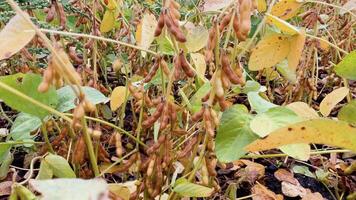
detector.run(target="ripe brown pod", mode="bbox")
[142,100,165,128]
[221,50,243,84]
[210,109,219,127]
[115,132,123,157]
[203,107,215,137]
[170,0,181,9]
[68,47,83,64]
[169,103,177,127]
[57,3,67,29]
[174,29,187,43]
[219,12,232,32]
[154,12,165,37]
[238,0,252,38]
[38,81,49,93]
[221,71,231,89]
[143,60,160,83]
[213,70,224,98]
[173,55,182,80]
[159,103,170,130]
[201,91,210,102]
[233,13,240,36]
[191,107,204,122]
[179,50,195,77]
[218,97,230,111]
[72,135,86,165]
[160,59,171,76]
[46,4,56,23]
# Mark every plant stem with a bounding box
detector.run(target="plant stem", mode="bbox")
[40,29,158,56]
[81,118,100,176]
[41,123,54,153]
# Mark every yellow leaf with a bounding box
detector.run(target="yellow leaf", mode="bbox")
[110,86,128,111]
[266,14,300,35]
[280,144,311,161]
[190,53,207,81]
[248,34,290,71]
[108,184,131,200]
[256,0,267,12]
[185,25,209,53]
[320,87,349,117]
[0,14,35,60]
[271,0,303,20]
[136,12,157,57]
[201,0,234,12]
[287,29,306,71]
[102,0,118,10]
[286,102,319,120]
[100,10,116,33]
[246,119,356,152]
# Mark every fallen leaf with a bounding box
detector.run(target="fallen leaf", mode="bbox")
[251,183,284,200]
[274,169,298,185]
[245,119,356,152]
[287,29,306,71]
[110,86,128,111]
[301,192,324,200]
[271,0,303,20]
[319,87,349,117]
[0,14,35,60]
[281,181,306,197]
[240,160,265,181]
[0,181,12,196]
[249,34,290,71]
[136,12,157,57]
[286,102,319,120]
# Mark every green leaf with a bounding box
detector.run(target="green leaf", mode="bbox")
[173,178,213,197]
[0,152,13,180]
[242,81,263,94]
[247,92,278,113]
[0,73,58,119]
[156,35,175,56]
[250,107,303,137]
[338,100,356,124]
[30,179,108,200]
[0,144,12,162]
[246,119,356,152]
[216,105,259,162]
[250,107,310,160]
[56,86,109,112]
[36,160,53,180]
[276,60,297,84]
[10,113,42,141]
[14,184,37,200]
[334,51,356,80]
[44,154,76,178]
[292,165,315,178]
[190,82,211,113]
